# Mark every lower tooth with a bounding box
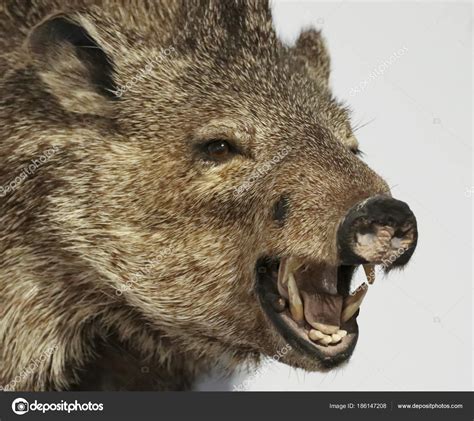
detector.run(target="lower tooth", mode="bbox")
[312,323,339,335]
[318,335,332,346]
[309,329,325,341]
[337,329,347,338]
[331,333,342,343]
[341,285,368,322]
[287,273,304,323]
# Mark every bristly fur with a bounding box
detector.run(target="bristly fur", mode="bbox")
[0,0,389,390]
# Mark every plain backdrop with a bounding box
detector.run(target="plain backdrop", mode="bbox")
[197,1,473,391]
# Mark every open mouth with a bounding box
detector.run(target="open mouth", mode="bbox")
[256,257,376,369]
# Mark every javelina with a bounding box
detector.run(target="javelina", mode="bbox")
[0,0,417,390]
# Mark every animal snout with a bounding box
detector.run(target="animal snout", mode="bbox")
[337,195,418,266]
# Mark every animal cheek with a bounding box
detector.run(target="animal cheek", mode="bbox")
[272,194,290,226]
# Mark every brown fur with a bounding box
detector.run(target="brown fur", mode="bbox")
[0,0,389,390]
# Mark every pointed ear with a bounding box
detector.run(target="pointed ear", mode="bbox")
[27,14,118,115]
[293,28,331,88]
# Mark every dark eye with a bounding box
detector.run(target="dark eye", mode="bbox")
[205,140,232,161]
[350,147,363,157]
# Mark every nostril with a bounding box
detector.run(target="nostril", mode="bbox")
[395,227,409,237]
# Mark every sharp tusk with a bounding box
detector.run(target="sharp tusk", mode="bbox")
[287,272,304,323]
[278,257,302,288]
[363,264,376,284]
[278,259,289,289]
[341,284,368,323]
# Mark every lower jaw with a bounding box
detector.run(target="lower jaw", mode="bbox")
[255,258,360,370]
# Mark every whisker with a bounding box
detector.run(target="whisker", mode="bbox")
[74,45,103,50]
[353,117,376,133]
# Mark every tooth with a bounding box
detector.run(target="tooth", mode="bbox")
[277,257,302,298]
[278,259,289,288]
[279,258,302,285]
[318,335,333,346]
[312,323,339,335]
[289,258,303,272]
[331,333,342,343]
[287,272,304,323]
[309,329,325,341]
[341,285,368,323]
[337,329,347,338]
[363,264,376,284]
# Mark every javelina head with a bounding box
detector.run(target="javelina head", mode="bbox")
[22,1,417,372]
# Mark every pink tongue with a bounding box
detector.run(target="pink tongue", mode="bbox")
[296,263,341,327]
[301,291,342,327]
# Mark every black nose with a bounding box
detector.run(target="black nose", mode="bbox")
[337,195,418,267]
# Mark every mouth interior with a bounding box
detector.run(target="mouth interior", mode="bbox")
[257,257,376,351]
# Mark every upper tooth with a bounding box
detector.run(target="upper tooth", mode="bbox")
[277,257,302,298]
[363,264,376,284]
[287,272,304,323]
[341,284,368,322]
[278,259,289,289]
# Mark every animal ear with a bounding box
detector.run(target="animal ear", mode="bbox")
[28,14,118,115]
[293,29,331,88]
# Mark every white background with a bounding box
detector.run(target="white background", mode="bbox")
[198,1,473,391]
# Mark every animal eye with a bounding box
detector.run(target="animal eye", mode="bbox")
[350,147,363,157]
[205,140,232,161]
